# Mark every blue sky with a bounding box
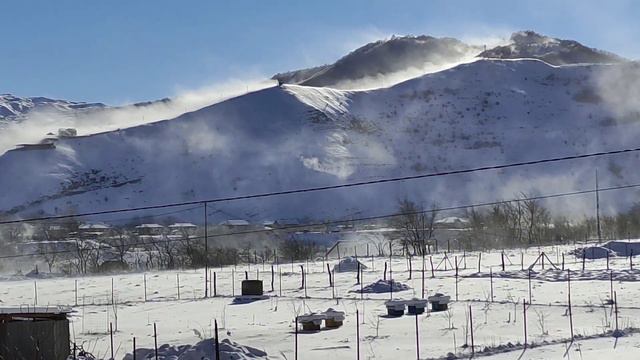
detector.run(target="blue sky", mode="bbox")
[1,0,638,104]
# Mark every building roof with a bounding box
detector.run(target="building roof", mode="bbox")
[168,223,198,228]
[219,220,250,226]
[136,223,164,228]
[79,223,111,230]
[0,305,72,315]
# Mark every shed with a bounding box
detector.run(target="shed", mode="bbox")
[0,306,71,360]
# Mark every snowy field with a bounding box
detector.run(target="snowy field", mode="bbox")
[4,244,640,359]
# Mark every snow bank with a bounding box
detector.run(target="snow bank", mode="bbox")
[122,338,267,360]
[354,279,411,293]
[333,256,367,273]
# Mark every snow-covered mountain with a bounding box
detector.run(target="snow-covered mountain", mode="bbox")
[273,35,480,88]
[478,31,625,65]
[2,55,640,222]
[274,31,624,89]
[0,94,106,123]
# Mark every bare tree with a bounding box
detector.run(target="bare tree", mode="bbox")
[394,198,438,255]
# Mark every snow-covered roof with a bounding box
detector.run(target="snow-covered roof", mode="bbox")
[168,223,198,228]
[79,223,111,230]
[0,305,72,315]
[136,223,164,228]
[220,220,250,226]
[435,217,469,224]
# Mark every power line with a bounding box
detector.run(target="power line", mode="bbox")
[3,181,639,261]
[2,145,639,225]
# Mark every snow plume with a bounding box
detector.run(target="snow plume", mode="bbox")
[0,78,275,154]
[595,62,640,121]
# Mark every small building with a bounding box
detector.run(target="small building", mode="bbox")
[0,306,71,360]
[219,220,250,229]
[135,223,165,236]
[168,223,198,235]
[78,223,111,238]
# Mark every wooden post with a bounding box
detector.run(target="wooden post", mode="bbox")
[407,256,412,280]
[607,251,610,270]
[490,268,494,302]
[271,265,275,292]
[582,252,586,271]
[501,252,505,271]
[143,273,147,302]
[469,306,475,356]
[34,281,37,305]
[567,269,574,340]
[133,337,136,360]
[541,252,545,270]
[360,267,364,300]
[153,322,158,360]
[110,322,114,360]
[111,277,115,305]
[523,299,527,348]
[415,313,420,360]
[429,256,435,278]
[213,272,217,297]
[327,264,333,286]
[562,253,565,271]
[279,267,283,297]
[614,291,619,333]
[631,249,634,270]
[421,253,426,299]
[356,309,360,360]
[455,256,459,301]
[478,253,482,273]
[383,262,388,281]
[521,252,524,271]
[528,268,532,304]
[214,319,220,360]
[357,261,361,284]
[295,316,299,360]
[610,270,614,302]
[176,273,180,300]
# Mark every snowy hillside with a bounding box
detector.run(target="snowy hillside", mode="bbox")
[0,94,106,123]
[478,31,625,65]
[273,35,480,88]
[2,58,640,222]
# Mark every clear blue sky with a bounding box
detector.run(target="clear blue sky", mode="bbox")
[2,0,638,104]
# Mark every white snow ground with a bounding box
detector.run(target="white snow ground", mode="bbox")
[4,243,640,359]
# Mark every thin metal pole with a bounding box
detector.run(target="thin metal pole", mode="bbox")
[204,202,209,298]
[469,306,475,356]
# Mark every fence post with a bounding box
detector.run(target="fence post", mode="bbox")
[214,319,220,360]
[490,268,494,302]
[523,299,527,348]
[213,272,217,297]
[294,316,299,360]
[153,322,158,360]
[528,268,532,304]
[415,313,420,360]
[75,279,78,307]
[567,269,574,340]
[143,273,147,302]
[356,309,360,360]
[133,337,136,360]
[469,306,475,356]
[271,265,275,292]
[110,322,114,360]
[478,253,482,273]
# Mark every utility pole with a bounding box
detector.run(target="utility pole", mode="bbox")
[596,169,602,244]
